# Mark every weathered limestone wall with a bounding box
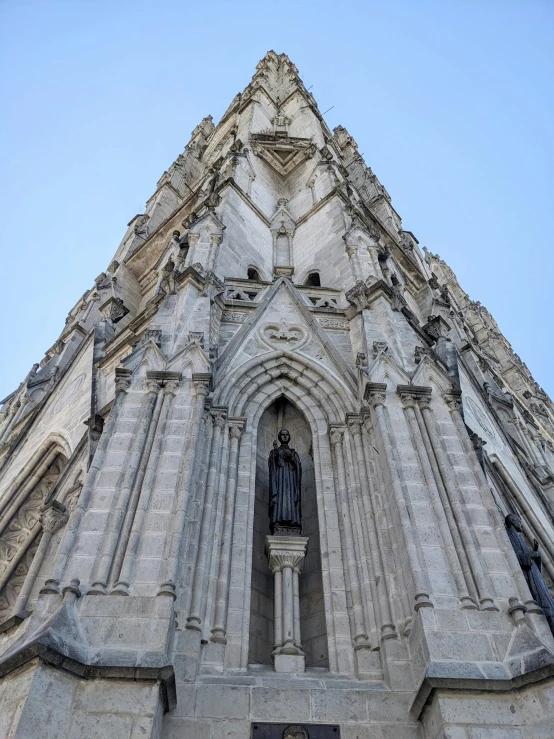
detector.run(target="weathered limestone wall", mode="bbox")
[422,681,554,739]
[0,50,553,739]
[162,673,421,739]
[0,661,162,739]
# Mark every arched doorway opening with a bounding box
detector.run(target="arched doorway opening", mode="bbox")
[248,396,328,668]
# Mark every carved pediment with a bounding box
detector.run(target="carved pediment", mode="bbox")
[251,134,316,177]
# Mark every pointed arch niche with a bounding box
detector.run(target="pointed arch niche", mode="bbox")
[248,395,328,669]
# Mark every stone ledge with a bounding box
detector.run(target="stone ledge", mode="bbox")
[0,643,177,710]
[410,662,554,719]
[0,614,24,635]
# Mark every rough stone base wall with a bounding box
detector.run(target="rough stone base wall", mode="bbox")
[422,681,554,739]
[162,671,421,739]
[0,661,163,739]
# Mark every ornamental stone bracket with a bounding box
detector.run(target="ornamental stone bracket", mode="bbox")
[422,314,451,342]
[251,135,317,177]
[266,534,309,673]
[99,296,130,324]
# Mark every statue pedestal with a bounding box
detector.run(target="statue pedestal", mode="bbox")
[266,534,309,673]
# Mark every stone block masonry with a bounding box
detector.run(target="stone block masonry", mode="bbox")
[0,50,553,738]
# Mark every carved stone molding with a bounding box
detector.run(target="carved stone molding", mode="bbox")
[40,502,69,534]
[317,317,349,330]
[345,281,369,310]
[210,409,227,428]
[135,329,162,349]
[259,321,308,351]
[228,418,245,439]
[444,391,463,414]
[191,373,212,397]
[423,315,451,341]
[114,368,132,394]
[329,426,346,447]
[188,331,205,348]
[397,385,432,410]
[415,346,431,364]
[99,297,129,324]
[373,341,388,358]
[347,416,364,436]
[266,536,308,572]
[251,135,316,177]
[221,311,248,323]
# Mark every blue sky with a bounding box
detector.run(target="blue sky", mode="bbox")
[1,0,552,398]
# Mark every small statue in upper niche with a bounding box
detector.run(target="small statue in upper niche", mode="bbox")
[155,257,177,297]
[505,513,554,634]
[134,214,149,238]
[268,429,302,535]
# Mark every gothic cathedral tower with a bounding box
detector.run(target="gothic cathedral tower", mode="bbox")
[1,52,554,738]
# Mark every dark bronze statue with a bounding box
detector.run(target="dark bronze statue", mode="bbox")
[505,513,554,634]
[268,429,302,534]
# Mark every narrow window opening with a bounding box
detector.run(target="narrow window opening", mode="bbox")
[247,267,261,281]
[304,272,321,287]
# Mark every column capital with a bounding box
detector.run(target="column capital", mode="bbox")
[417,394,432,411]
[191,373,212,397]
[398,391,416,409]
[114,368,132,394]
[163,379,180,397]
[443,391,462,413]
[397,384,432,410]
[145,378,160,394]
[364,382,387,408]
[228,417,246,439]
[210,408,227,428]
[40,502,69,534]
[346,415,364,436]
[329,425,346,447]
[266,535,308,573]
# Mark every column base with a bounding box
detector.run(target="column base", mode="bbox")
[273,653,305,673]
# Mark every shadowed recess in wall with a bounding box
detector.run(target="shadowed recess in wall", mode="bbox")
[249,396,328,668]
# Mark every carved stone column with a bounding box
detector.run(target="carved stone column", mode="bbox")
[398,386,477,610]
[111,377,180,595]
[12,502,69,619]
[330,426,371,650]
[187,409,227,630]
[348,416,396,640]
[419,392,496,610]
[266,535,308,673]
[366,383,433,612]
[158,373,211,599]
[346,244,363,282]
[44,368,131,594]
[89,377,161,595]
[211,418,245,644]
[207,233,223,273]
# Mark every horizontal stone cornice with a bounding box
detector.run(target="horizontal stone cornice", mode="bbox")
[396,384,433,397]
[145,371,182,382]
[0,648,176,711]
[411,662,554,720]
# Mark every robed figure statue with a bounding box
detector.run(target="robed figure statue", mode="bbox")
[268,429,302,534]
[505,513,554,634]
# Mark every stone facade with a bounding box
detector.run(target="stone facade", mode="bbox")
[0,51,553,738]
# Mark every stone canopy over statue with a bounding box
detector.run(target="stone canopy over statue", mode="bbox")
[505,513,554,635]
[268,429,302,534]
